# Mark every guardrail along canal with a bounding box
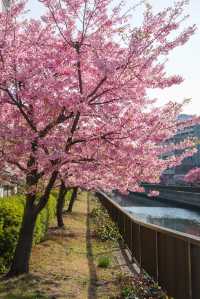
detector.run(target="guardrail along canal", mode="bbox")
[113,192,200,237]
[97,192,200,299]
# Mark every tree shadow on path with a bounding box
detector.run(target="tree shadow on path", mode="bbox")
[86,194,98,299]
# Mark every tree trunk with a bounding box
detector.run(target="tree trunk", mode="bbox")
[56,181,68,228]
[6,170,58,277]
[7,199,37,277]
[67,187,78,213]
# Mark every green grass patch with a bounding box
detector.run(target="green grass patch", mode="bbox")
[97,256,110,268]
[4,295,48,299]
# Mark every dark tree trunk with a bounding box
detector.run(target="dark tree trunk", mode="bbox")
[56,181,68,228]
[7,199,37,277]
[67,187,78,213]
[6,171,58,278]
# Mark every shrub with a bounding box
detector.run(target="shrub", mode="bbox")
[34,193,56,243]
[97,256,110,268]
[0,193,56,273]
[66,189,73,202]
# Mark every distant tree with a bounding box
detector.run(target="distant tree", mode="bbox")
[184,168,200,185]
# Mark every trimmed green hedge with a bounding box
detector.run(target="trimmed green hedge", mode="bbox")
[0,193,57,273]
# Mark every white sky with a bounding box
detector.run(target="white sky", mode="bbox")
[148,0,200,116]
[26,0,200,115]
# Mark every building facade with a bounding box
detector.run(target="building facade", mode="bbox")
[161,114,200,184]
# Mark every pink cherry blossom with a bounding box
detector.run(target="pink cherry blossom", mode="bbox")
[184,168,200,185]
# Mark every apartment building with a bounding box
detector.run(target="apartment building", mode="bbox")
[161,114,200,184]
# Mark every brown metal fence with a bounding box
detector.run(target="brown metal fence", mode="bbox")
[96,191,200,299]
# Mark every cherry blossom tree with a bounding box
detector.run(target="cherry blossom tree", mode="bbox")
[0,0,196,276]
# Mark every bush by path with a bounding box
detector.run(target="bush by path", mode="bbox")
[0,193,57,273]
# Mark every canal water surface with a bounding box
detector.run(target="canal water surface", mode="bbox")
[113,192,200,237]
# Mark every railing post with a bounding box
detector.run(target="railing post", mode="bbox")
[188,241,192,299]
[123,213,125,237]
[155,231,158,282]
[138,224,141,267]
[130,220,134,262]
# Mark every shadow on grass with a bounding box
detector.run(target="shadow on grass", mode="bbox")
[0,274,48,299]
[2,294,48,299]
[86,195,98,299]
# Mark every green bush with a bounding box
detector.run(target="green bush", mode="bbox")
[0,193,57,273]
[97,256,110,268]
[90,204,121,241]
[66,189,72,202]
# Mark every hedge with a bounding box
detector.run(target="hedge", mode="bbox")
[66,189,73,202]
[0,193,57,273]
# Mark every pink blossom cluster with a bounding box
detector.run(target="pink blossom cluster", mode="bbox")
[148,190,160,197]
[184,168,200,185]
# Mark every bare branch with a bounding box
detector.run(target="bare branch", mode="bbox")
[39,108,73,138]
[0,87,37,132]
[87,76,107,98]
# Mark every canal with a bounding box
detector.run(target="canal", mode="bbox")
[112,192,200,237]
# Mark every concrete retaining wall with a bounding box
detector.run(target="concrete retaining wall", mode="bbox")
[143,184,200,209]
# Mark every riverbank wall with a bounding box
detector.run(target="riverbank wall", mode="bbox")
[142,184,200,210]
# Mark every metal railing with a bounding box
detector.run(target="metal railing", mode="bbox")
[96,191,200,299]
[141,183,200,193]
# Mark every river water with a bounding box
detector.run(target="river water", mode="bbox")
[113,192,200,237]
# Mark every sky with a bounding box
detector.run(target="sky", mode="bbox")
[26,0,200,115]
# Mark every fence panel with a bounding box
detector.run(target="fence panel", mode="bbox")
[124,214,132,251]
[191,244,200,299]
[140,227,158,280]
[117,208,124,236]
[132,222,141,265]
[157,233,191,299]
